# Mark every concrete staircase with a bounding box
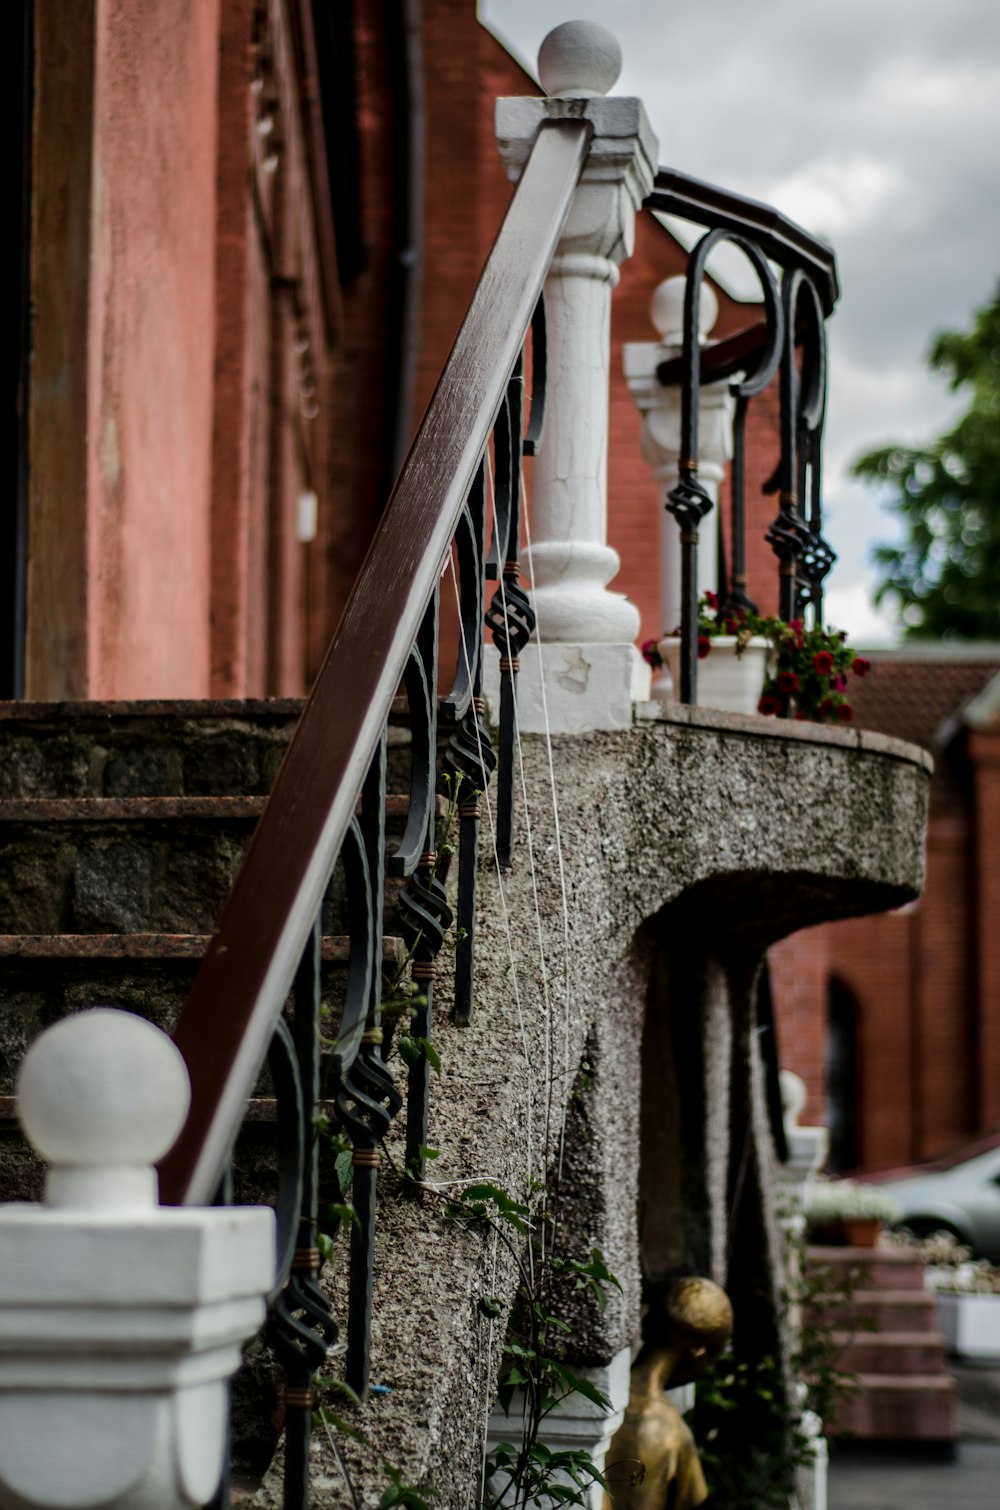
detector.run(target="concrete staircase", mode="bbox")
[809,1244,957,1444]
[0,698,410,1201]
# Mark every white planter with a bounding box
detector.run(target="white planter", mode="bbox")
[936,1292,1000,1358]
[658,635,769,716]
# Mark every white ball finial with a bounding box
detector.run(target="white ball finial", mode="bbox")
[780,1069,808,1129]
[538,20,622,98]
[17,1008,191,1209]
[651,276,719,346]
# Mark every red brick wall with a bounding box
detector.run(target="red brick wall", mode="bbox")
[972,729,1000,1126]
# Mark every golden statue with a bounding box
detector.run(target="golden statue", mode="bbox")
[603,1276,733,1509]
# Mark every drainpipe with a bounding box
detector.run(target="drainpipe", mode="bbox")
[386,0,425,488]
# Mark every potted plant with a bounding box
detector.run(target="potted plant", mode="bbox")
[909,1243,1000,1359]
[643,594,871,724]
[805,1179,902,1249]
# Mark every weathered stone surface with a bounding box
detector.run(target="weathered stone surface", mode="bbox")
[0,700,303,798]
[72,842,153,932]
[312,714,929,1506]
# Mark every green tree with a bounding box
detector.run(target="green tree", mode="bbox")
[852,280,1000,638]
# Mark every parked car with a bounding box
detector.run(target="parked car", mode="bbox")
[866,1131,1000,1262]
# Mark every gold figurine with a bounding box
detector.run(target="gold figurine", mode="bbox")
[603,1276,733,1509]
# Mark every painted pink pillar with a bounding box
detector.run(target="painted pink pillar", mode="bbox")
[83,0,220,698]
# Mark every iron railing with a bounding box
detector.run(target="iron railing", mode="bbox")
[155,127,841,1506]
[645,168,840,703]
[157,116,591,1508]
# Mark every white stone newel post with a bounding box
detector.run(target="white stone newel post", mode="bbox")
[491,21,658,733]
[487,1347,631,1509]
[623,276,734,699]
[0,1010,275,1510]
[779,1070,829,1510]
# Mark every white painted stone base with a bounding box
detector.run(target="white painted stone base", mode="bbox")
[486,1346,631,1508]
[483,643,651,734]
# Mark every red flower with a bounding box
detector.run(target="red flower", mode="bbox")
[704,590,719,609]
[837,703,854,722]
[788,619,804,635]
[834,674,847,692]
[776,671,799,695]
[820,697,835,716]
[641,639,660,668]
[697,635,712,659]
[794,710,808,721]
[852,656,871,677]
[813,650,834,675]
[723,618,740,634]
[758,693,783,717]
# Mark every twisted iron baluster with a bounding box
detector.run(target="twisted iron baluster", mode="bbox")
[442,463,495,1026]
[268,930,338,1510]
[767,269,819,622]
[485,355,536,868]
[665,233,721,704]
[393,597,453,1175]
[791,276,835,623]
[337,737,404,1398]
[716,243,783,622]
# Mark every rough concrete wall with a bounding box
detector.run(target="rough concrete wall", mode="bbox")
[261,711,929,1506]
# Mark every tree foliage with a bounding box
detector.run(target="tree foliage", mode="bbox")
[852,280,1000,638]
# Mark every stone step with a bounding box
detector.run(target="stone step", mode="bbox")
[0,697,419,800]
[833,1330,951,1376]
[0,792,438,936]
[809,1245,929,1291]
[828,1374,957,1442]
[0,933,407,1096]
[0,700,304,799]
[810,1289,939,1334]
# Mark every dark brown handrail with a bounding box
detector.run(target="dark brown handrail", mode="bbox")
[647,166,840,315]
[158,116,593,1207]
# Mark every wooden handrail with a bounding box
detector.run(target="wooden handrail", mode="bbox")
[158,117,593,1207]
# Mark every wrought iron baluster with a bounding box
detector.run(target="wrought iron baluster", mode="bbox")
[790,276,834,623]
[768,269,819,622]
[523,295,547,458]
[664,231,726,703]
[485,356,536,868]
[442,464,496,1026]
[394,596,452,1175]
[268,930,338,1510]
[717,245,782,621]
[339,735,404,1397]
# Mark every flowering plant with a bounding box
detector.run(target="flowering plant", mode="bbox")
[642,591,872,725]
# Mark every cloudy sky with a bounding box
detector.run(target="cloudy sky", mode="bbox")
[480,0,1000,643]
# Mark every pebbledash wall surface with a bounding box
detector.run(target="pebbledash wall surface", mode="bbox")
[274,715,929,1500]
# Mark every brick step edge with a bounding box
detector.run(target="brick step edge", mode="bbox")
[0,793,442,822]
[848,1374,957,1390]
[0,933,405,961]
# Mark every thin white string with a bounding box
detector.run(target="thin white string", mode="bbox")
[489,449,557,1230]
[519,470,575,1194]
[480,1224,500,1498]
[446,548,535,1203]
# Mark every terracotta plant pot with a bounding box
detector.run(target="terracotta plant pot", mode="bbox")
[839,1218,882,1248]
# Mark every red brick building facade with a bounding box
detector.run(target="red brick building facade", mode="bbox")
[771,653,1000,1172]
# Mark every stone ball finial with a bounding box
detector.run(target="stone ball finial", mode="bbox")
[780,1069,808,1128]
[17,1008,191,1209]
[651,275,719,346]
[538,20,622,98]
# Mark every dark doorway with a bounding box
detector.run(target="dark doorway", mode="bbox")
[827,977,860,1172]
